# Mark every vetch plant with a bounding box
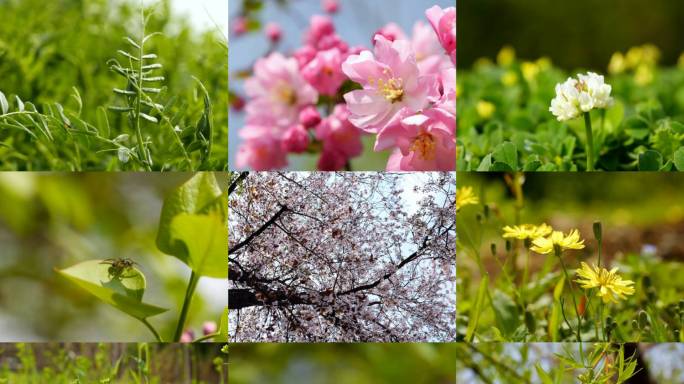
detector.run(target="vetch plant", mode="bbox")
[0,0,226,171]
[56,173,228,342]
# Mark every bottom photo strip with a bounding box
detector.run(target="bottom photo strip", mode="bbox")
[1,343,684,383]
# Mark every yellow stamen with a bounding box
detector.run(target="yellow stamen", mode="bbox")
[409,132,436,160]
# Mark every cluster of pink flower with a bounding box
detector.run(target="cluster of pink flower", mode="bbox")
[235,4,456,171]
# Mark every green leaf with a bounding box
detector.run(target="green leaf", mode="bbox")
[490,289,521,337]
[157,173,224,264]
[674,147,684,171]
[56,260,167,320]
[0,91,9,115]
[465,274,489,342]
[638,150,662,171]
[169,213,226,278]
[535,364,554,384]
[218,307,228,342]
[476,154,492,171]
[492,142,518,170]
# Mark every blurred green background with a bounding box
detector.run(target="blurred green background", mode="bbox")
[458,0,684,69]
[0,173,226,341]
[229,343,455,384]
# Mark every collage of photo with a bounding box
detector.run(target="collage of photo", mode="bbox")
[1,0,684,383]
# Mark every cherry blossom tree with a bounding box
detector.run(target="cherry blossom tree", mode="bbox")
[229,172,455,342]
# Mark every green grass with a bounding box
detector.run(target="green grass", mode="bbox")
[0,0,227,171]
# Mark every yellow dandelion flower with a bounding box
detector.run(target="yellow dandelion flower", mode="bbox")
[575,262,635,303]
[497,46,516,67]
[634,64,654,86]
[456,186,479,211]
[530,229,585,255]
[502,223,553,240]
[476,100,496,119]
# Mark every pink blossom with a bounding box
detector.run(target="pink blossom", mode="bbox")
[245,52,318,127]
[293,45,318,68]
[301,48,347,96]
[373,23,406,44]
[411,21,451,75]
[203,321,218,336]
[299,106,322,129]
[425,6,456,65]
[322,0,339,14]
[233,16,248,36]
[282,124,310,153]
[341,35,439,132]
[265,22,282,43]
[317,149,347,171]
[376,108,455,171]
[304,15,335,47]
[236,135,288,171]
[437,67,456,117]
[316,104,364,159]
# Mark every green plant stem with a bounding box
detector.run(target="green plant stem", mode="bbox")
[192,332,221,343]
[174,271,200,342]
[135,6,151,171]
[584,112,594,171]
[557,252,582,342]
[140,319,162,342]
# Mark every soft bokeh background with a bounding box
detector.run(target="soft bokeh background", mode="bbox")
[228,0,455,170]
[0,173,226,341]
[230,343,456,384]
[458,0,684,69]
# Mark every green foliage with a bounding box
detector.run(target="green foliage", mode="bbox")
[0,0,227,170]
[457,48,684,171]
[56,260,168,320]
[56,173,226,341]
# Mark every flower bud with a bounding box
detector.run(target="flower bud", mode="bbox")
[203,321,218,336]
[490,243,497,257]
[281,124,310,153]
[299,106,322,129]
[505,239,512,252]
[593,221,602,242]
[265,23,282,43]
[638,310,649,329]
[180,330,194,343]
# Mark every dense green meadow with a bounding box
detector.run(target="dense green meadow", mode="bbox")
[0,0,227,170]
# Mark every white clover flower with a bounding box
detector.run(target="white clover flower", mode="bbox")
[550,72,613,121]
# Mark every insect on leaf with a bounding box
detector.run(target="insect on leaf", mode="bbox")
[56,260,168,320]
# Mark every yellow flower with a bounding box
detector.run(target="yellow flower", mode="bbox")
[521,62,540,83]
[476,100,496,119]
[501,71,518,86]
[456,186,479,211]
[634,64,654,86]
[608,52,626,75]
[497,46,516,67]
[502,223,553,240]
[575,262,635,303]
[678,53,684,69]
[530,229,585,254]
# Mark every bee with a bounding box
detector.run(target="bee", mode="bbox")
[100,258,139,279]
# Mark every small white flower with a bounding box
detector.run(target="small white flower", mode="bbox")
[550,72,613,121]
[118,147,130,163]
